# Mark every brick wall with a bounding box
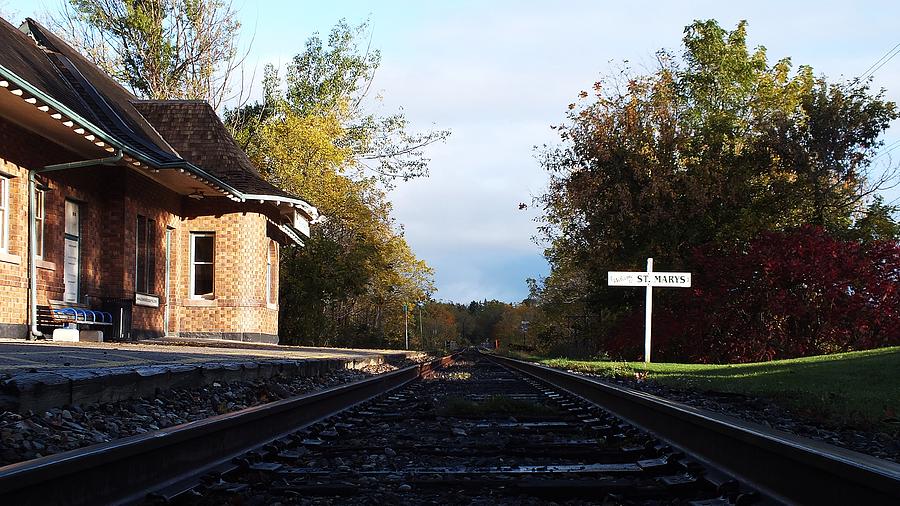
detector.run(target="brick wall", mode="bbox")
[0,117,86,337]
[178,209,280,341]
[0,117,285,342]
[0,154,28,336]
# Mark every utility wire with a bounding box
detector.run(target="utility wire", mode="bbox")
[858,43,900,212]
[859,42,900,81]
[872,139,900,163]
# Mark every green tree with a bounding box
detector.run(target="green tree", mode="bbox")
[231,20,450,187]
[50,0,243,107]
[848,196,900,241]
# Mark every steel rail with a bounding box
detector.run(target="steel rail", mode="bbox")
[0,354,457,506]
[486,352,900,504]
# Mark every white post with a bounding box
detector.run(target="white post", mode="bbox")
[404,304,409,350]
[608,259,690,364]
[645,257,653,363]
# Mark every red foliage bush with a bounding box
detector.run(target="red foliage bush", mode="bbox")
[610,226,900,363]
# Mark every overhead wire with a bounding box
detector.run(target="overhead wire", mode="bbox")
[859,41,900,197]
[858,42,900,81]
[871,139,900,163]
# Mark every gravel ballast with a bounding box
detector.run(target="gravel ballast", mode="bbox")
[0,360,411,467]
[557,368,900,464]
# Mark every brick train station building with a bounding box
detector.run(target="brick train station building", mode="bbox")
[0,18,317,343]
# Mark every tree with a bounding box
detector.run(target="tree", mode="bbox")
[849,196,900,241]
[533,19,899,359]
[245,97,436,346]
[615,227,900,363]
[231,20,450,187]
[230,21,442,348]
[49,0,244,107]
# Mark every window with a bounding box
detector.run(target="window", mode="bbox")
[0,176,8,252]
[135,215,156,293]
[34,189,45,258]
[266,240,277,304]
[191,233,214,299]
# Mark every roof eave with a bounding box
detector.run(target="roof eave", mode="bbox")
[0,63,317,217]
[266,217,306,246]
[244,193,319,220]
[1,63,248,202]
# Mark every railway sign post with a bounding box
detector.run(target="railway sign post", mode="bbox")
[608,258,691,363]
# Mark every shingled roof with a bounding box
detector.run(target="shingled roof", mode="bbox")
[0,17,94,126]
[133,101,304,202]
[17,18,182,164]
[0,17,312,210]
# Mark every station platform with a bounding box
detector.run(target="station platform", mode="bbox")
[0,338,420,413]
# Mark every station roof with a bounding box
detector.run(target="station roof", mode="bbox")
[133,101,301,202]
[0,17,316,222]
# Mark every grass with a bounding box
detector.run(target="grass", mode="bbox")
[516,347,900,433]
[439,395,556,418]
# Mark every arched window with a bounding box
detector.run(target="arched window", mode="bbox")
[266,240,277,305]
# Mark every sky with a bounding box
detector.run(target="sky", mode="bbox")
[4,1,900,303]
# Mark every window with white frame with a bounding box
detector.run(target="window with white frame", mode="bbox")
[190,233,214,299]
[0,176,8,252]
[34,189,45,258]
[266,240,276,304]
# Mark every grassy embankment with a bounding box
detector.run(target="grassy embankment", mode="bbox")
[516,346,900,433]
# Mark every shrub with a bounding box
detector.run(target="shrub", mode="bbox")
[610,226,900,363]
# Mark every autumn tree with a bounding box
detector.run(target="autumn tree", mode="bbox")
[230,21,444,347]
[421,300,533,349]
[231,20,450,186]
[419,302,459,350]
[533,19,899,359]
[49,0,244,107]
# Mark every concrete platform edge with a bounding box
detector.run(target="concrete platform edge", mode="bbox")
[2,355,388,413]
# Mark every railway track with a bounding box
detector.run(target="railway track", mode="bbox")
[162,353,765,505]
[0,350,897,505]
[0,355,456,505]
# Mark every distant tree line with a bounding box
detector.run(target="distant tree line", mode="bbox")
[529,20,900,363]
[412,300,540,352]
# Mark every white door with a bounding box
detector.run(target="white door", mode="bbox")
[63,201,80,303]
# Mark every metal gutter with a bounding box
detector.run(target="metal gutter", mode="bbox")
[40,150,123,172]
[0,64,244,200]
[26,171,39,339]
[0,63,124,154]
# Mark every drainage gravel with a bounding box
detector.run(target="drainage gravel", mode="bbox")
[559,368,900,464]
[0,360,414,467]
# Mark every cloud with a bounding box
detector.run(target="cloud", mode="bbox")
[428,248,549,303]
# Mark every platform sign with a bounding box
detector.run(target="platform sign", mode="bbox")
[608,272,691,288]
[135,293,160,308]
[608,258,691,363]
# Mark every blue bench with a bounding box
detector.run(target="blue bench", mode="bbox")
[37,301,113,329]
[51,306,113,325]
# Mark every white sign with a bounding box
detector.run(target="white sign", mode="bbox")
[608,272,691,287]
[135,293,160,308]
[293,211,310,237]
[607,258,692,363]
